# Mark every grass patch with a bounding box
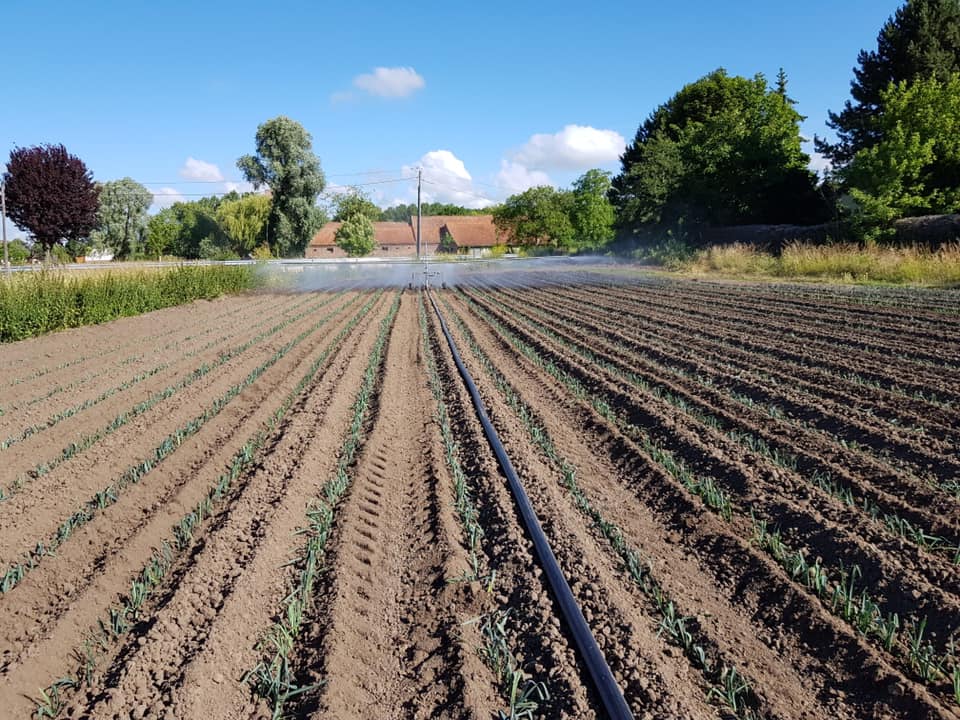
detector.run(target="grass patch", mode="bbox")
[683,242,960,286]
[0,265,259,342]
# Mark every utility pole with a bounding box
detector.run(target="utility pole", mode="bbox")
[1,181,8,270]
[416,167,422,260]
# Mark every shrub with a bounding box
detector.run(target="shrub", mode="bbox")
[0,265,258,342]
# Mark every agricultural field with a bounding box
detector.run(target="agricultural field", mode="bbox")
[0,268,958,720]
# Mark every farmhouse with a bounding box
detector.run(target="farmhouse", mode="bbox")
[306,215,504,258]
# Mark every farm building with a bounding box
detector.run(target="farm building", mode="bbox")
[306,215,504,258]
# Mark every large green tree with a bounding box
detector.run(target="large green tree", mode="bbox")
[165,196,227,258]
[3,144,100,260]
[331,190,382,222]
[819,0,960,167]
[334,214,376,256]
[91,177,153,259]
[843,73,960,238]
[217,194,271,256]
[569,169,615,248]
[237,116,326,257]
[493,186,575,248]
[145,209,180,260]
[611,69,824,236]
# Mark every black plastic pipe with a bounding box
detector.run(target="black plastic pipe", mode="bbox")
[428,291,635,720]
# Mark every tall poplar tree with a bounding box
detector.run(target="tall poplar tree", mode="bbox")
[237,116,326,257]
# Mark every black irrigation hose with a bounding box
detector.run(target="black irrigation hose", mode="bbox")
[428,290,634,720]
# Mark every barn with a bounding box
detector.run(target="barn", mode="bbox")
[306,215,504,258]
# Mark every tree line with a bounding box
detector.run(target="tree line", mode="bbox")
[494,0,960,250]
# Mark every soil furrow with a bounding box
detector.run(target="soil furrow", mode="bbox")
[0,292,384,716]
[445,290,958,719]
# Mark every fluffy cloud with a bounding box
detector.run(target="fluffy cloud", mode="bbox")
[402,150,493,209]
[353,66,425,98]
[495,160,552,194]
[149,187,185,210]
[179,157,224,182]
[512,125,626,170]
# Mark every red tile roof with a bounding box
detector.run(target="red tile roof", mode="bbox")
[309,215,502,249]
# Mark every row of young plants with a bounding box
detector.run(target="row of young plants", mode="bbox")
[503,285,960,499]
[558,281,957,415]
[455,291,960,707]
[12,293,313,417]
[243,291,401,719]
[666,280,953,340]
[475,287,960,563]
[635,283,956,372]
[31,290,387,719]
[0,294,316,454]
[591,282,958,378]
[0,293,360,594]
[580,284,958,412]
[0,292,345,503]
[438,294,761,719]
[0,265,258,342]
[417,292,548,720]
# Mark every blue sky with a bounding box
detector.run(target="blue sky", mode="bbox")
[2,0,897,236]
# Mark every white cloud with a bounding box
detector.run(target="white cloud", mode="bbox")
[495,160,552,194]
[149,187,185,211]
[512,125,626,170]
[403,150,493,209]
[179,157,224,182]
[808,152,833,178]
[809,152,833,177]
[353,66,425,98]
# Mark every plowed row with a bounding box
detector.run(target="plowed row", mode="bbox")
[0,275,957,720]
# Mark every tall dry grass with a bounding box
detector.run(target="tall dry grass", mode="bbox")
[685,242,960,286]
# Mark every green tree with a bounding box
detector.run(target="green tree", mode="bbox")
[493,186,574,248]
[145,209,179,260]
[90,177,153,259]
[820,0,960,167]
[611,69,825,236]
[437,226,458,253]
[165,196,228,259]
[569,169,615,248]
[380,202,482,221]
[5,239,31,265]
[334,214,376,257]
[843,73,960,239]
[217,194,271,256]
[331,190,382,222]
[237,116,326,257]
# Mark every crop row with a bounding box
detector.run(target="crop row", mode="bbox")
[0,294,315,454]
[505,285,959,494]
[453,290,960,707]
[1,292,359,593]
[474,286,959,565]
[0,292,343,503]
[439,294,761,718]
[418,292,548,719]
[244,290,400,718]
[30,290,387,718]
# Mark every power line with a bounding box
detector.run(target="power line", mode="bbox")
[135,169,400,185]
